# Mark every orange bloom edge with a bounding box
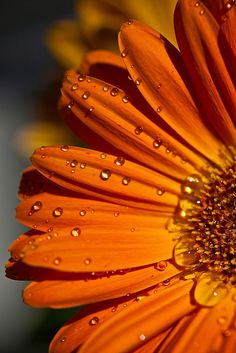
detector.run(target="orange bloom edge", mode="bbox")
[6,1,236,353]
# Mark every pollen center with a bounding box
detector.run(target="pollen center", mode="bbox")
[173,150,236,294]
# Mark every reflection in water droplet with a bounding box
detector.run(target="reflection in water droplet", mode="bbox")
[78,73,86,81]
[114,157,125,166]
[89,317,99,325]
[174,236,199,267]
[100,169,111,180]
[153,139,162,148]
[135,126,143,135]
[135,78,142,86]
[103,84,109,92]
[53,207,63,217]
[154,261,167,271]
[157,187,165,196]
[121,48,128,58]
[110,88,119,96]
[70,160,78,168]
[53,257,62,265]
[122,177,131,185]
[79,210,86,216]
[82,91,90,99]
[71,83,78,91]
[194,272,228,307]
[84,258,91,266]
[71,227,81,237]
[60,145,69,152]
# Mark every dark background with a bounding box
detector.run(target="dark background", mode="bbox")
[0,1,79,352]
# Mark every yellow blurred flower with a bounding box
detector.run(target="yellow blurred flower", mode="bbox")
[46,0,177,68]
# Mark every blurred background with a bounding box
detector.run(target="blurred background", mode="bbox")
[0,1,176,352]
[0,1,76,352]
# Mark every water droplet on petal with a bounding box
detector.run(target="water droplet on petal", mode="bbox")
[103,84,109,92]
[100,169,111,181]
[53,257,62,265]
[40,146,45,151]
[217,316,227,326]
[110,88,119,96]
[100,153,107,159]
[114,156,125,166]
[79,210,86,216]
[67,100,74,109]
[194,1,200,6]
[128,19,133,25]
[135,78,142,86]
[60,337,66,343]
[157,83,162,89]
[60,145,69,152]
[82,91,90,99]
[84,258,91,265]
[78,73,86,81]
[70,160,78,168]
[122,177,131,185]
[174,236,199,267]
[139,334,146,341]
[71,83,78,91]
[41,153,46,159]
[157,187,165,196]
[157,106,162,113]
[153,139,162,148]
[121,48,128,58]
[199,9,205,15]
[53,207,63,217]
[122,95,129,103]
[194,272,228,307]
[114,212,120,217]
[135,126,143,135]
[71,227,81,237]
[89,317,99,325]
[154,261,168,271]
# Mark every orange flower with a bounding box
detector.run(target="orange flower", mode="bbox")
[6,0,236,352]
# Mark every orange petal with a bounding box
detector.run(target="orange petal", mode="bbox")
[20,226,176,271]
[23,261,180,308]
[17,193,170,232]
[118,20,223,165]
[80,50,126,73]
[158,290,236,353]
[31,146,179,211]
[79,279,194,353]
[49,278,194,353]
[60,71,205,178]
[174,0,236,145]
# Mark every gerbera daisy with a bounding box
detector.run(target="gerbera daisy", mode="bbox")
[6,0,236,352]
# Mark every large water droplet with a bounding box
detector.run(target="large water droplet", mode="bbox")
[100,169,111,180]
[53,207,63,217]
[194,272,228,307]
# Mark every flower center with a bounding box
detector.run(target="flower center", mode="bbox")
[171,148,236,306]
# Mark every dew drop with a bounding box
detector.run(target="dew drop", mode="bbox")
[199,9,205,15]
[110,87,119,96]
[194,272,228,307]
[80,162,86,169]
[157,83,162,89]
[41,153,46,159]
[154,261,167,271]
[82,91,90,99]
[122,95,129,103]
[153,139,162,148]
[40,146,45,151]
[131,227,135,232]
[53,207,63,217]
[163,279,171,286]
[71,227,81,237]
[78,73,86,81]
[89,317,99,325]
[139,334,146,341]
[100,169,111,181]
[157,106,162,113]
[84,258,91,265]
[114,156,125,166]
[121,48,128,58]
[71,83,78,91]
[53,257,62,265]
[111,306,117,312]
[70,159,78,168]
[103,84,109,92]
[135,78,142,86]
[47,234,52,240]
[157,187,165,196]
[128,19,133,25]
[194,1,200,6]
[100,153,107,159]
[28,201,42,215]
[67,100,74,109]
[114,212,120,217]
[79,210,86,216]
[60,145,69,152]
[122,177,131,185]
[60,337,66,343]
[85,106,94,116]
[217,316,227,326]
[135,126,143,135]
